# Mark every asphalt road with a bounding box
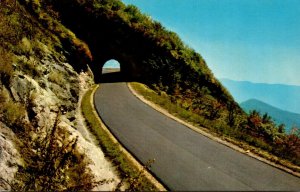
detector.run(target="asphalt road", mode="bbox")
[94,82,300,191]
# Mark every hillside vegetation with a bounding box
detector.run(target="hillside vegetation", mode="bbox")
[241,99,300,133]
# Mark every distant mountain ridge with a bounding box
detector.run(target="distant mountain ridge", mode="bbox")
[220,78,300,114]
[240,99,300,132]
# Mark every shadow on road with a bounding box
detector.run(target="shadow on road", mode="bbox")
[100,71,126,83]
[99,68,134,83]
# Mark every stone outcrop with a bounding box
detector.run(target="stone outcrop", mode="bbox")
[0,36,119,190]
[0,122,21,190]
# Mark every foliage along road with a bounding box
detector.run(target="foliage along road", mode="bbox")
[94,82,300,191]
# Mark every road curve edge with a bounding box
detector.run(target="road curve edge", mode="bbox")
[90,84,167,191]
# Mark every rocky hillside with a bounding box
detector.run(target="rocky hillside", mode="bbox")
[0,0,119,190]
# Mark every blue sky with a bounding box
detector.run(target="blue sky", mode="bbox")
[103,59,120,68]
[121,0,300,86]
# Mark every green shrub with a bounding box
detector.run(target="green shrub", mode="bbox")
[0,49,14,85]
[0,89,9,103]
[0,100,26,129]
[21,57,42,78]
[48,71,65,85]
[12,113,99,191]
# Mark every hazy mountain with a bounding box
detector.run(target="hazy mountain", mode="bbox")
[220,78,300,114]
[241,99,300,132]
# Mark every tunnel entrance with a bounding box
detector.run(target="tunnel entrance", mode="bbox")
[100,59,125,83]
[102,59,121,73]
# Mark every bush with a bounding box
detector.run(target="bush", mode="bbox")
[0,88,9,103]
[0,49,14,85]
[11,113,100,191]
[48,71,65,85]
[20,57,42,78]
[0,100,26,129]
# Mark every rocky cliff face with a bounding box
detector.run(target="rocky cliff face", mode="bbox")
[0,122,21,189]
[0,1,119,190]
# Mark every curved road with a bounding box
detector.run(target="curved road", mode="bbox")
[94,82,300,191]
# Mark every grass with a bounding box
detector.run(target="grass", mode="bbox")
[48,71,65,85]
[130,82,213,130]
[81,85,159,191]
[130,82,300,174]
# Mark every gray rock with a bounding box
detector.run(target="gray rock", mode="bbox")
[0,122,21,191]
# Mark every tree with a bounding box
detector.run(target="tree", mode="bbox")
[278,124,286,134]
[0,49,13,86]
[207,100,223,120]
[227,102,237,127]
[262,113,272,124]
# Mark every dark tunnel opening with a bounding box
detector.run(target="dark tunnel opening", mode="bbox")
[100,59,126,83]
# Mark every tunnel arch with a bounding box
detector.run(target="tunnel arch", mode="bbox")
[100,59,123,83]
[48,0,241,114]
[89,50,144,83]
[49,0,195,85]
